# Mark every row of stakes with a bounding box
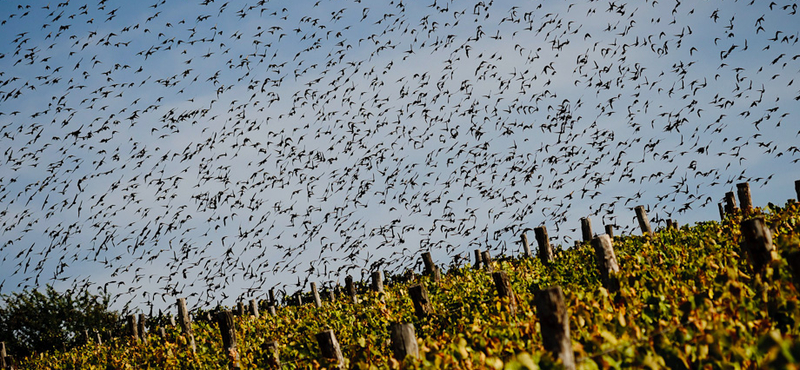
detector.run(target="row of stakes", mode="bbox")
[177,181,792,369]
[5,181,796,370]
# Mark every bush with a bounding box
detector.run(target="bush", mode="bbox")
[0,285,120,357]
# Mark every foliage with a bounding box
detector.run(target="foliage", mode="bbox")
[13,200,800,368]
[0,285,120,357]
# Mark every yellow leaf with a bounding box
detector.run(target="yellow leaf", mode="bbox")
[486,356,504,370]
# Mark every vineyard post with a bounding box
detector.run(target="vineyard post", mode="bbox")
[372,271,384,293]
[737,182,753,214]
[249,299,259,318]
[724,191,738,215]
[534,226,555,264]
[82,329,90,345]
[296,293,303,306]
[795,180,800,201]
[591,234,620,292]
[534,286,576,370]
[740,216,775,273]
[786,251,800,288]
[718,203,725,221]
[216,311,242,370]
[492,271,517,314]
[138,313,147,342]
[666,219,673,230]
[127,315,139,342]
[408,284,433,318]
[269,288,277,307]
[315,330,345,368]
[604,224,614,238]
[634,205,653,236]
[482,250,494,273]
[177,298,196,353]
[520,232,533,258]
[237,302,245,316]
[580,217,593,242]
[96,331,103,345]
[389,323,419,361]
[1,342,6,369]
[311,282,322,308]
[474,249,483,270]
[268,305,277,316]
[263,340,281,368]
[345,275,358,304]
[169,314,176,327]
[421,252,441,281]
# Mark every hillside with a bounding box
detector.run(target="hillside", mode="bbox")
[17,196,800,369]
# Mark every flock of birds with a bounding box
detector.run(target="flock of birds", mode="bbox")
[0,0,798,313]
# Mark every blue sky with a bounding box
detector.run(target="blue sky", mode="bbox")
[0,0,798,313]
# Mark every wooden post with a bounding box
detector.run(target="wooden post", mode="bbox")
[534,226,555,264]
[408,284,433,318]
[296,293,303,306]
[533,225,555,265]
[269,288,276,306]
[128,315,139,342]
[138,313,147,341]
[1,342,6,369]
[237,301,246,316]
[737,182,753,214]
[740,216,775,273]
[724,191,738,215]
[268,305,277,316]
[216,311,242,369]
[666,219,673,230]
[604,224,614,238]
[520,232,533,258]
[311,282,322,308]
[345,275,357,304]
[718,203,725,221]
[634,206,653,236]
[482,250,494,273]
[591,234,620,292]
[580,217,593,242]
[787,251,800,289]
[263,341,281,368]
[390,323,419,361]
[177,298,196,352]
[421,251,435,274]
[421,252,441,281]
[169,314,176,327]
[315,330,344,368]
[474,249,483,270]
[534,286,576,370]
[492,271,517,314]
[795,180,800,201]
[371,271,384,293]
[249,299,259,318]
